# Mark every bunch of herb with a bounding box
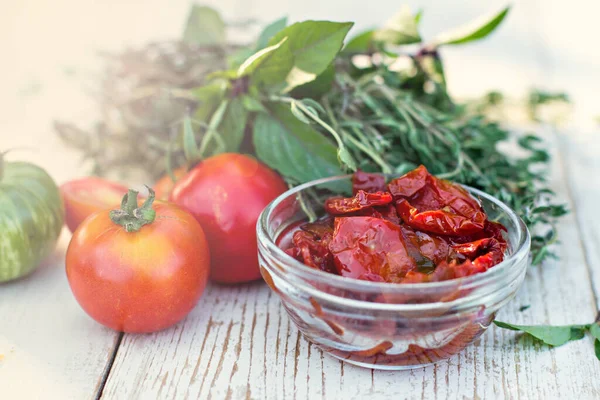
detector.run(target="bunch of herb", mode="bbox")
[54,6,250,180]
[176,5,565,264]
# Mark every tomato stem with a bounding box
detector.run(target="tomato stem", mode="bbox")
[110,186,157,232]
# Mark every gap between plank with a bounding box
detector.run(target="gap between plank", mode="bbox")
[94,332,124,400]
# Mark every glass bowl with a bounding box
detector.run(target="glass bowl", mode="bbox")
[257,174,530,370]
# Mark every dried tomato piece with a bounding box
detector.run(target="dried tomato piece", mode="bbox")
[400,225,452,270]
[344,203,401,225]
[352,170,387,195]
[374,203,401,225]
[292,230,336,273]
[389,165,486,236]
[453,238,506,270]
[435,178,486,225]
[329,217,416,282]
[396,199,485,236]
[402,259,488,283]
[387,165,430,198]
[325,190,393,215]
[300,217,334,238]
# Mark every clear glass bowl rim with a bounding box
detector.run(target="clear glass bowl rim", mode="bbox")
[258,173,531,293]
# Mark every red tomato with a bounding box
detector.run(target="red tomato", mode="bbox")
[170,153,287,284]
[154,166,188,201]
[61,177,128,233]
[66,189,210,333]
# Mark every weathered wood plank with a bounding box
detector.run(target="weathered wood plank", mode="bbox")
[0,231,119,400]
[560,131,600,309]
[100,131,600,400]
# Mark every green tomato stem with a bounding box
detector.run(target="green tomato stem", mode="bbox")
[110,186,157,232]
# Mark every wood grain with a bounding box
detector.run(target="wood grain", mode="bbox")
[99,132,600,400]
[0,231,120,400]
[560,131,600,309]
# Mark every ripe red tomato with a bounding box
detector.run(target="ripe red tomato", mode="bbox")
[153,166,188,201]
[61,177,128,233]
[66,189,210,333]
[170,153,287,284]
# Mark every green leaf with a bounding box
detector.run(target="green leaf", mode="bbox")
[256,16,288,50]
[182,115,199,162]
[237,38,288,77]
[255,20,353,92]
[217,98,248,153]
[415,9,423,24]
[241,95,266,112]
[592,323,600,361]
[228,48,256,69]
[290,63,335,99]
[216,100,246,152]
[373,5,421,45]
[290,101,311,124]
[183,5,226,47]
[591,323,600,341]
[250,40,294,91]
[205,70,238,81]
[432,6,510,46]
[494,321,589,347]
[198,100,229,157]
[191,82,227,122]
[252,102,342,183]
[342,30,375,54]
[420,55,447,89]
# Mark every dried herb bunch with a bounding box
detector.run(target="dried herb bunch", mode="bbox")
[55,7,242,180]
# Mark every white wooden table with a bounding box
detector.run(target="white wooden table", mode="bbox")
[2,1,600,399]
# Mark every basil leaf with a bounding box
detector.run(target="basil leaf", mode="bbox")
[591,323,600,339]
[290,64,335,99]
[494,321,589,347]
[182,115,199,162]
[373,5,421,45]
[237,38,288,77]
[257,21,353,92]
[250,41,294,91]
[253,102,342,183]
[217,98,247,152]
[183,5,226,47]
[432,6,510,46]
[342,30,375,54]
[191,82,227,122]
[592,322,600,360]
[241,95,266,113]
[256,17,288,50]
[228,48,256,69]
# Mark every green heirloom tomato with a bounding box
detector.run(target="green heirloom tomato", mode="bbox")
[0,155,64,282]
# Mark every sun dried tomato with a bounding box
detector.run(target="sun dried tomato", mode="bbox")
[352,170,387,195]
[329,217,416,282]
[292,230,335,273]
[399,225,452,271]
[389,165,486,236]
[396,199,485,236]
[325,190,392,215]
[283,165,508,284]
[300,217,334,238]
